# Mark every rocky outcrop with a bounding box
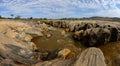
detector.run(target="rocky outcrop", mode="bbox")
[0,20,118,66]
[25,28,43,37]
[58,48,71,59]
[33,47,106,66]
[0,22,47,65]
[33,59,75,66]
[73,23,120,46]
[74,28,111,46]
[44,20,70,28]
[43,20,120,46]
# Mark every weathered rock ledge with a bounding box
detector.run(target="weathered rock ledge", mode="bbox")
[33,47,106,66]
[0,22,43,66]
[44,20,120,46]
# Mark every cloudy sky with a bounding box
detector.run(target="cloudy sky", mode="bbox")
[0,0,120,18]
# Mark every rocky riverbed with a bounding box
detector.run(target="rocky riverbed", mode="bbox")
[0,19,119,66]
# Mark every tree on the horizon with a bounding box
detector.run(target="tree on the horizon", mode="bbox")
[29,17,33,19]
[15,15,21,19]
[10,14,14,18]
[0,15,4,19]
[39,18,47,20]
[0,15,2,18]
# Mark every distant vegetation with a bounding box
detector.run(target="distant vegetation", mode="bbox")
[14,16,21,19]
[60,16,120,22]
[0,15,4,19]
[39,18,47,20]
[0,15,120,22]
[10,14,14,18]
[0,15,2,19]
[29,17,33,19]
[60,18,89,20]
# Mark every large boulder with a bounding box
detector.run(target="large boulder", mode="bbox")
[74,28,111,46]
[87,28,111,46]
[74,47,106,66]
[25,28,43,37]
[33,47,106,66]
[0,33,38,65]
[73,22,120,46]
[33,59,74,66]
[0,21,46,65]
[58,48,71,59]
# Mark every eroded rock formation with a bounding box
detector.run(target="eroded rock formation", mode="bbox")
[33,47,106,66]
[0,20,118,66]
[0,22,45,65]
[44,20,120,46]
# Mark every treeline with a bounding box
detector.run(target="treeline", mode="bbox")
[60,18,89,20]
[1,15,120,22]
[0,15,4,19]
[89,16,120,22]
[0,15,48,20]
[60,16,120,20]
[0,15,21,19]
[60,16,120,22]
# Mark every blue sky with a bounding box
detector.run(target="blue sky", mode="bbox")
[0,0,120,18]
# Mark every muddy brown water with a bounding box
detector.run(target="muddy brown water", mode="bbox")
[32,28,85,59]
[98,41,120,66]
[32,27,120,66]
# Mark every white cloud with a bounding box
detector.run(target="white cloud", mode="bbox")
[116,0,120,4]
[84,8,120,17]
[0,0,120,18]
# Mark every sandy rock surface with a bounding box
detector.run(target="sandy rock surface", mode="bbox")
[74,47,106,66]
[0,21,41,65]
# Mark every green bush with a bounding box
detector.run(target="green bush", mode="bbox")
[14,16,21,19]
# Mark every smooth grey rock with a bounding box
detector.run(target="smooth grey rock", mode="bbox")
[25,28,42,37]
[74,47,106,66]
